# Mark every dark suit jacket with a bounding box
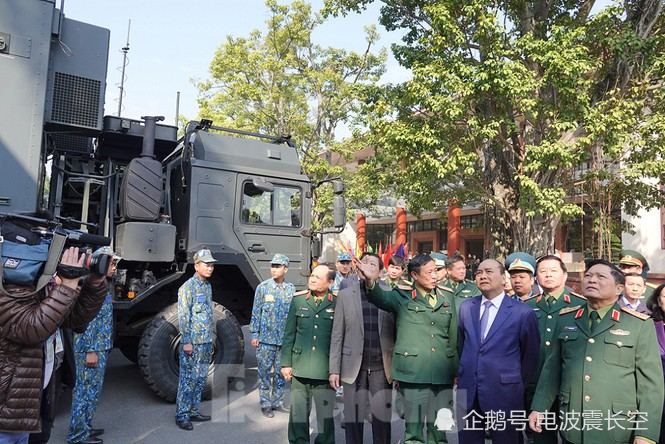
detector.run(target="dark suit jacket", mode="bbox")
[329,277,395,384]
[457,293,540,414]
[618,296,651,315]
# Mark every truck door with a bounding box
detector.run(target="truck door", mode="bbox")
[233,175,310,288]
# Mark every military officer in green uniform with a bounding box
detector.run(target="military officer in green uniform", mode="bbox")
[355,254,458,444]
[523,254,586,443]
[281,264,337,444]
[444,254,481,313]
[505,252,538,300]
[619,249,657,298]
[529,259,663,444]
[382,255,408,289]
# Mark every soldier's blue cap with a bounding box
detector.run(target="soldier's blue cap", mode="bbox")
[94,246,122,260]
[270,253,290,267]
[430,252,447,268]
[337,251,352,262]
[193,249,217,264]
[505,252,536,274]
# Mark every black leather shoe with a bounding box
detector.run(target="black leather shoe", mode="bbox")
[190,414,211,422]
[261,407,274,418]
[272,405,290,413]
[176,419,193,431]
[77,438,103,444]
[90,428,104,437]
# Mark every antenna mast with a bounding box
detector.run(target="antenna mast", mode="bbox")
[117,19,131,116]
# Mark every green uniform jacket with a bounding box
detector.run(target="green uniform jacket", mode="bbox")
[531,302,664,444]
[365,281,458,385]
[444,278,481,314]
[281,290,337,380]
[524,290,587,397]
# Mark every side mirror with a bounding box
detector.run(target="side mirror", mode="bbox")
[252,177,275,193]
[311,237,321,258]
[333,196,346,228]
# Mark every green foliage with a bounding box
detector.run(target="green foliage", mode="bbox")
[326,0,665,256]
[195,0,386,230]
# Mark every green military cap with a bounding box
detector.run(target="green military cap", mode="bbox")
[505,252,536,274]
[270,253,290,267]
[619,249,649,270]
[430,252,447,268]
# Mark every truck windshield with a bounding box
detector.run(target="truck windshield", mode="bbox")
[241,182,302,227]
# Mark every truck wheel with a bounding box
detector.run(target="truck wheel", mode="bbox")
[117,337,140,364]
[137,302,245,402]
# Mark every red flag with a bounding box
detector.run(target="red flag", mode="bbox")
[383,243,393,268]
[378,241,383,257]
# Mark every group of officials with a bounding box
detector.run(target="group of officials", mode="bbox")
[172,246,665,444]
[241,248,665,444]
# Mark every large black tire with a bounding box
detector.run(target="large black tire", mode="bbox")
[137,302,244,402]
[117,337,140,364]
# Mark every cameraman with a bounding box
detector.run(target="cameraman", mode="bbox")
[0,246,109,444]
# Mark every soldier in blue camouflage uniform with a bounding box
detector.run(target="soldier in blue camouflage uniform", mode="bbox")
[331,251,352,295]
[67,246,120,444]
[175,249,216,431]
[250,253,296,418]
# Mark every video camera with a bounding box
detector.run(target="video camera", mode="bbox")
[0,213,114,284]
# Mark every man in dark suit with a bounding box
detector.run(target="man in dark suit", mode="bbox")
[457,259,540,444]
[355,254,458,444]
[329,253,396,444]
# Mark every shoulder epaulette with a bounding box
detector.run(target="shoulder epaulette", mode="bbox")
[294,289,309,297]
[646,282,658,289]
[400,278,413,286]
[524,293,540,302]
[621,306,651,320]
[570,291,587,300]
[437,283,453,292]
[397,284,412,291]
[559,305,582,316]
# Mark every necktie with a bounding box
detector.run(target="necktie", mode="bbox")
[589,311,600,333]
[479,300,493,342]
[429,292,437,308]
[547,296,555,308]
[315,298,322,307]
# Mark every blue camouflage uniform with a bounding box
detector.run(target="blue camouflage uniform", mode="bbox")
[175,271,214,422]
[330,272,345,295]
[330,251,352,295]
[67,277,114,443]
[250,273,295,409]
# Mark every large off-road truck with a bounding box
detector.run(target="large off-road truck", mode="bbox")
[0,0,345,401]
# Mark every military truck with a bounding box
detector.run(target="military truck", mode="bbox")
[0,0,345,401]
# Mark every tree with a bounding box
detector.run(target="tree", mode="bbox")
[195,0,386,230]
[326,0,665,258]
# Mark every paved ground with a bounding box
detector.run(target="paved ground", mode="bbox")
[52,326,449,443]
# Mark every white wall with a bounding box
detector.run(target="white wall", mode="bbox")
[622,208,665,274]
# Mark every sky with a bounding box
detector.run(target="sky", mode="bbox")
[61,0,409,128]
